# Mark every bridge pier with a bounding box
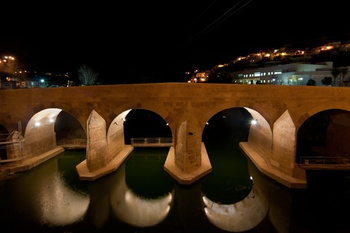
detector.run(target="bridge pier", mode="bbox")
[164,120,212,184]
[76,110,133,181]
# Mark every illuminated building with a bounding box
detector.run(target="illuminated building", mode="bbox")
[231,62,335,85]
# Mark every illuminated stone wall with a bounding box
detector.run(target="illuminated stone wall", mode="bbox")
[1,84,350,184]
[86,110,108,171]
[23,120,56,158]
[107,110,130,160]
[175,119,202,173]
[6,131,23,159]
[272,110,296,174]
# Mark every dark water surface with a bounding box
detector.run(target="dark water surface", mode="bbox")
[1,143,350,233]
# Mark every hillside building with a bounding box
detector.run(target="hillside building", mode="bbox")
[230,62,336,86]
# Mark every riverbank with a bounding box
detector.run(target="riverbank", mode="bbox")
[0,146,64,176]
[240,142,307,189]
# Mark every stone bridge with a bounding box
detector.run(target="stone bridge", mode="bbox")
[1,83,350,188]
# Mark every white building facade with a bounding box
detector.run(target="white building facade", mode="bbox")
[230,62,334,86]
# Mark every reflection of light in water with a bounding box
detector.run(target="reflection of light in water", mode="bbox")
[112,184,173,227]
[110,162,173,228]
[202,186,268,232]
[40,174,90,226]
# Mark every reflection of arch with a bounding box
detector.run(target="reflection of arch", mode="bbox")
[125,148,173,199]
[114,189,172,227]
[40,174,90,226]
[202,158,269,232]
[202,185,268,232]
[10,158,89,227]
[110,165,173,227]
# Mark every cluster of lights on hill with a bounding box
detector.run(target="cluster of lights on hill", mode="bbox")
[187,41,349,83]
[0,55,15,63]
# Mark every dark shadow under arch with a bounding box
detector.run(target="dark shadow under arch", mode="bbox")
[122,109,173,198]
[123,109,172,144]
[0,124,9,159]
[55,111,86,146]
[202,107,253,143]
[201,107,253,204]
[297,109,350,163]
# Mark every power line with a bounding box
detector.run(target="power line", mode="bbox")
[185,0,219,30]
[189,1,241,41]
[198,0,253,39]
[177,0,253,49]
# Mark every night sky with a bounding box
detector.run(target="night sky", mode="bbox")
[1,0,349,83]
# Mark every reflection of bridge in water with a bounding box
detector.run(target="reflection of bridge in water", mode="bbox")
[130,137,173,148]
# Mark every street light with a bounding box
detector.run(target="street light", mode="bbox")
[251,119,258,125]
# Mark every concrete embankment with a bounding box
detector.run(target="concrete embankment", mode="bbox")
[0,146,64,175]
[240,142,307,189]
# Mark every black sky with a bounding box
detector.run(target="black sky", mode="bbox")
[1,0,349,83]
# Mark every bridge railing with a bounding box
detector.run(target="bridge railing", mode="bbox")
[130,137,173,147]
[300,156,350,165]
[57,138,87,149]
[0,133,24,150]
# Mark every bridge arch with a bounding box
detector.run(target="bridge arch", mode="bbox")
[297,104,350,130]
[123,109,173,144]
[201,107,271,203]
[102,102,174,134]
[23,108,85,158]
[296,108,350,164]
[202,106,272,155]
[202,107,253,142]
[107,108,173,147]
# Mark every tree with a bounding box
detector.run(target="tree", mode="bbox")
[78,64,99,85]
[322,77,332,86]
[306,79,316,86]
[331,67,340,86]
[339,67,348,86]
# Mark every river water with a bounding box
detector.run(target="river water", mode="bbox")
[1,141,350,233]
